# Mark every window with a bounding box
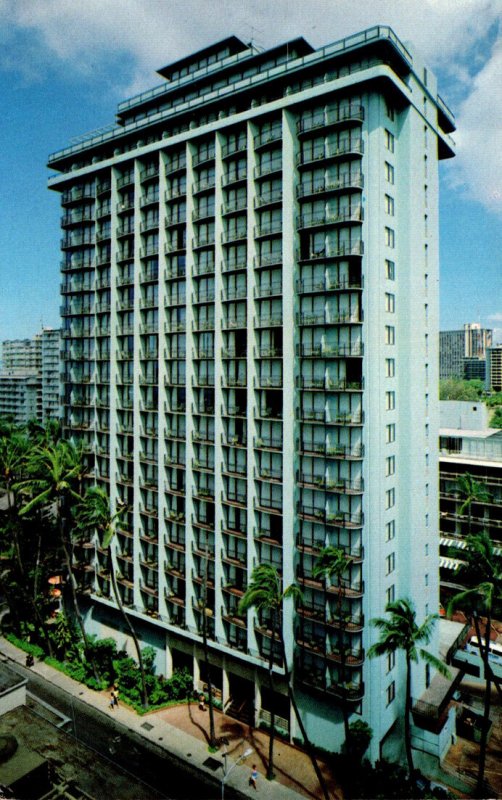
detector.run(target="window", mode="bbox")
[385,194,395,216]
[386,259,395,280]
[387,681,396,706]
[387,651,396,672]
[385,293,395,313]
[425,482,429,496]
[425,303,429,322]
[385,520,395,541]
[386,423,395,443]
[425,573,429,587]
[425,512,429,527]
[386,102,395,121]
[386,584,395,605]
[386,552,395,575]
[425,543,429,556]
[425,423,429,438]
[385,227,395,248]
[386,391,396,410]
[386,358,395,377]
[386,456,395,476]
[385,488,395,509]
[385,326,395,345]
[385,129,395,152]
[385,162,394,184]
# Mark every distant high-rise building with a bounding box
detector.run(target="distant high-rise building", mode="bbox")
[463,357,486,382]
[486,345,502,392]
[48,27,456,761]
[41,328,62,421]
[0,328,61,424]
[439,401,502,601]
[2,337,42,372]
[440,323,493,380]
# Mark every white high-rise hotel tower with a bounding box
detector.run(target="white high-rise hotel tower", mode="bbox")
[49,28,455,759]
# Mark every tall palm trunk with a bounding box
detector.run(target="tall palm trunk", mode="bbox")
[202,541,216,748]
[7,484,54,657]
[266,607,278,780]
[279,632,331,800]
[337,579,350,751]
[404,654,414,776]
[473,612,492,798]
[58,498,99,682]
[109,546,148,708]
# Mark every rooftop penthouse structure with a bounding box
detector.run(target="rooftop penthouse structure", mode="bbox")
[48,27,455,760]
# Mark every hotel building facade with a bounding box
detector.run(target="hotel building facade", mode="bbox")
[48,27,455,759]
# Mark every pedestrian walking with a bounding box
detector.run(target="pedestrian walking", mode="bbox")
[112,686,119,707]
[199,693,206,711]
[249,765,258,790]
[108,692,115,711]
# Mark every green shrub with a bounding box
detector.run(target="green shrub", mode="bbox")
[5,633,44,660]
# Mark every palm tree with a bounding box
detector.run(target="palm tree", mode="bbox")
[368,598,449,777]
[198,535,217,748]
[313,546,354,751]
[75,485,149,708]
[239,564,330,799]
[16,440,97,677]
[0,430,55,656]
[448,532,502,797]
[456,473,491,536]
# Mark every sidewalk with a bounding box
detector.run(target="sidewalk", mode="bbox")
[0,638,341,800]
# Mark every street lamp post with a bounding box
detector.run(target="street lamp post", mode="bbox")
[221,739,253,800]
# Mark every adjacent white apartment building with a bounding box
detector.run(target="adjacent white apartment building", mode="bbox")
[48,27,455,760]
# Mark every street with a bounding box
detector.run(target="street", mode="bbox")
[3,658,228,799]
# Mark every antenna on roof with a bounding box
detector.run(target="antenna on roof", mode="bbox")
[241,21,265,52]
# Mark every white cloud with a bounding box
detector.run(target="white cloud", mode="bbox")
[488,313,502,322]
[1,0,502,213]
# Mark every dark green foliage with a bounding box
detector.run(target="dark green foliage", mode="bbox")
[490,407,502,428]
[347,720,373,759]
[5,632,45,660]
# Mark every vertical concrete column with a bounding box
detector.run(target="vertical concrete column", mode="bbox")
[184,140,197,633]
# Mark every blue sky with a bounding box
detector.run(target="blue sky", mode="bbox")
[1,0,501,342]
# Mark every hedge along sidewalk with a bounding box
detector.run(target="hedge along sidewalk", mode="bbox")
[0,636,311,800]
[4,632,194,714]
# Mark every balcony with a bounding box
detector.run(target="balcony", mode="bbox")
[192,233,215,249]
[254,188,282,209]
[254,375,283,389]
[165,157,186,175]
[297,376,364,392]
[222,171,247,188]
[193,178,216,194]
[254,162,282,180]
[297,208,363,230]
[297,176,364,200]
[297,343,364,358]
[253,313,283,329]
[254,221,283,239]
[254,436,282,452]
[298,409,364,426]
[297,475,363,494]
[222,257,247,273]
[254,129,282,149]
[223,198,247,215]
[222,285,247,301]
[297,104,364,135]
[221,316,246,330]
[297,442,364,460]
[254,282,282,299]
[139,164,159,182]
[297,139,364,167]
[222,432,247,448]
[298,505,363,529]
